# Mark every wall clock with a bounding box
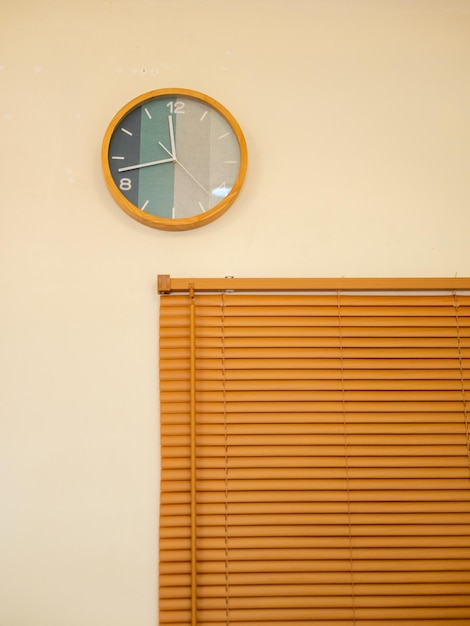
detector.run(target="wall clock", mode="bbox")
[101,88,248,230]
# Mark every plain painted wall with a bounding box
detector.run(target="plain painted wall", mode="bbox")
[1,1,470,624]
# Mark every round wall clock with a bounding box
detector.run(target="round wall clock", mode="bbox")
[101,88,248,230]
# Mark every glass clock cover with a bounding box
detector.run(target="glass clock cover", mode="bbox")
[102,89,247,230]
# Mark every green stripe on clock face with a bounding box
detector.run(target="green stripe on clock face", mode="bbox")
[138,99,175,218]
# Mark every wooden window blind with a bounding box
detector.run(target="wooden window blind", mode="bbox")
[158,276,470,626]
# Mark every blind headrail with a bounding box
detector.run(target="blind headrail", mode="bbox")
[158,275,470,294]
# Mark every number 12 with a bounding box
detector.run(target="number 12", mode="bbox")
[166,101,185,114]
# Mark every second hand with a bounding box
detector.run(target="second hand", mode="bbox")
[158,141,212,198]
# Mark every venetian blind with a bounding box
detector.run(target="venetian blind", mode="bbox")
[158,277,470,626]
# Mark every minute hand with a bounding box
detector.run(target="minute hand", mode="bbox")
[118,157,174,172]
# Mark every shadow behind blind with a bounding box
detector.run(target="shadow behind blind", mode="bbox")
[159,289,470,626]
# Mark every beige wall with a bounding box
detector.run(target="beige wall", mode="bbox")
[1,1,470,624]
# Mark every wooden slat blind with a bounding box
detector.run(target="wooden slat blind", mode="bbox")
[159,278,470,626]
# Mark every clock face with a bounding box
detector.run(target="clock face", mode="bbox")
[102,89,247,230]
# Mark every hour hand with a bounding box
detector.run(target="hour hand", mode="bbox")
[158,115,177,160]
[168,115,176,158]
